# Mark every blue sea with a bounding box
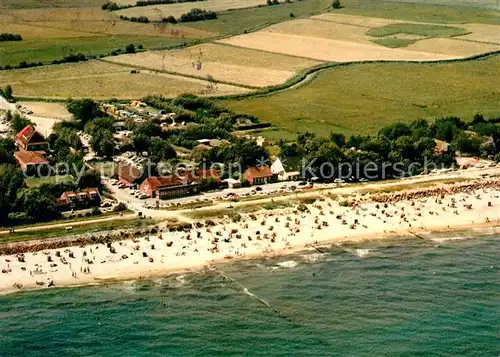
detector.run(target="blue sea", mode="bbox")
[1,236,499,356]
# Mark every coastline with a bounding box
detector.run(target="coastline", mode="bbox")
[2,180,500,297]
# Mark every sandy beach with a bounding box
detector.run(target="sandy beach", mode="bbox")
[2,180,500,296]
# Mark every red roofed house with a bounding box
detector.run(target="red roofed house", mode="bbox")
[242,165,275,185]
[140,175,198,199]
[56,188,101,211]
[14,150,51,176]
[15,125,49,152]
[140,169,222,199]
[115,160,144,186]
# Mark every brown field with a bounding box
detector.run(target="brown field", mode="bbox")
[0,23,98,39]
[218,32,455,62]
[261,18,372,44]
[103,43,322,87]
[17,102,72,119]
[116,0,265,21]
[460,24,500,44]
[0,61,128,83]
[217,15,500,62]
[1,7,213,39]
[405,38,500,56]
[0,60,248,99]
[311,13,402,28]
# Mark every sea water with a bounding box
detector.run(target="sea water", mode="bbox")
[1,237,499,356]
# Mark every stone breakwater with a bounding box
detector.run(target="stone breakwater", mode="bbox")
[372,180,500,203]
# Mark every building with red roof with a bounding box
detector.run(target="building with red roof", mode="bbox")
[56,188,101,211]
[15,125,48,152]
[114,160,144,186]
[242,165,275,185]
[140,169,222,199]
[14,150,50,176]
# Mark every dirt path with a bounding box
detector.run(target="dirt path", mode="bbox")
[0,213,136,236]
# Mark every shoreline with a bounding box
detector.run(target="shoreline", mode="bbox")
[1,222,499,298]
[2,181,500,297]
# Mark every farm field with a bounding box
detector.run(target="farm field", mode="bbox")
[181,0,332,35]
[0,0,104,8]
[217,13,500,60]
[116,0,266,21]
[221,55,500,138]
[103,43,322,88]
[0,60,249,99]
[0,7,212,67]
[337,0,500,25]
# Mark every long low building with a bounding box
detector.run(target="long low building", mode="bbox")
[14,150,50,176]
[56,188,101,211]
[140,170,221,199]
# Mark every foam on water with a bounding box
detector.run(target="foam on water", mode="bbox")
[352,249,373,258]
[301,253,329,263]
[276,260,299,268]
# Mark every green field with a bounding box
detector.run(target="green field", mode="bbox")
[182,0,333,36]
[338,0,500,25]
[371,38,417,49]
[25,175,75,188]
[0,36,188,67]
[366,23,469,38]
[221,55,500,139]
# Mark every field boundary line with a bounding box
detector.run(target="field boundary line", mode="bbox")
[97,57,259,90]
[211,50,500,101]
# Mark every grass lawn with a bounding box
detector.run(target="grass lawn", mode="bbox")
[221,55,500,139]
[366,23,469,38]
[24,175,74,188]
[371,38,417,48]
[183,0,333,36]
[338,0,500,25]
[0,218,156,245]
[0,35,189,67]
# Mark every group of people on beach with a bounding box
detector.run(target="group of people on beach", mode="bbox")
[2,179,500,293]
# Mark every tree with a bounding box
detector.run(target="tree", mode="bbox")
[125,44,136,54]
[0,165,25,223]
[77,170,102,189]
[0,138,15,165]
[162,15,177,24]
[132,133,151,154]
[329,132,346,148]
[91,130,115,158]
[149,137,176,163]
[450,133,482,156]
[332,0,342,9]
[378,122,411,141]
[10,113,33,133]
[67,99,100,125]
[3,85,13,100]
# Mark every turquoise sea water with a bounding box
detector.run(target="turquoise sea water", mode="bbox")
[1,236,499,356]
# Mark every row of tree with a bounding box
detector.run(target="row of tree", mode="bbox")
[179,8,217,22]
[102,0,205,11]
[0,33,22,42]
[119,15,150,23]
